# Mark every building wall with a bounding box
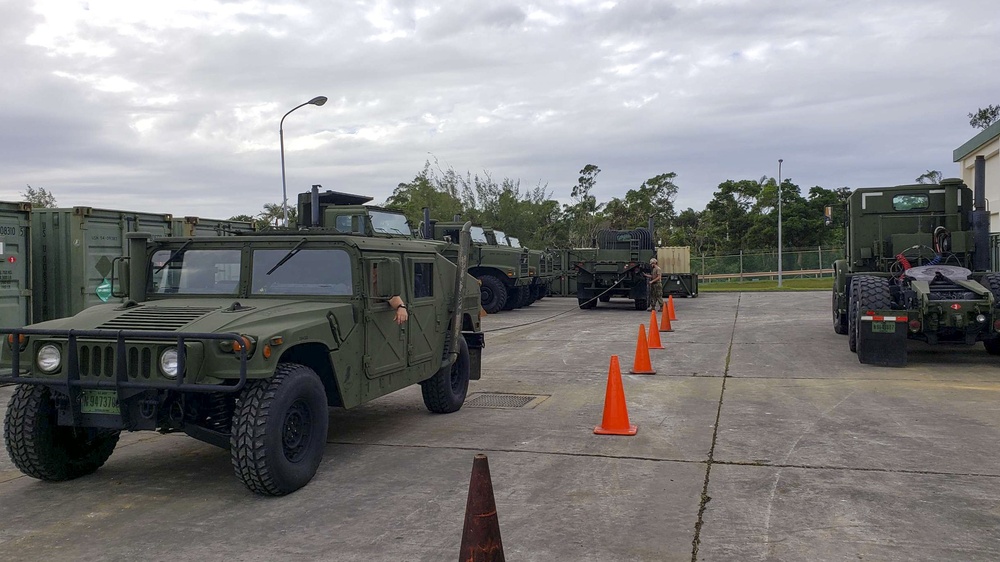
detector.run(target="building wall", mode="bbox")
[954,121,1000,231]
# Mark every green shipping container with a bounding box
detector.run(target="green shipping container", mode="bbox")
[32,207,174,322]
[170,216,256,237]
[0,202,32,328]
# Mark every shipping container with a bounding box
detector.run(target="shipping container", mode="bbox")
[171,216,256,237]
[0,202,32,328]
[656,246,691,274]
[32,207,174,322]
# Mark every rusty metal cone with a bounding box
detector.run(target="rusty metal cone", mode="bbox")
[459,454,505,562]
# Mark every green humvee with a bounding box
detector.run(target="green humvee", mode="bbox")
[431,222,530,314]
[831,161,999,366]
[1,194,484,495]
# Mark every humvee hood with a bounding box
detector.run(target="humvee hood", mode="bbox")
[34,299,355,334]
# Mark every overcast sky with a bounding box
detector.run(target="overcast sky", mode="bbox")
[1,0,998,221]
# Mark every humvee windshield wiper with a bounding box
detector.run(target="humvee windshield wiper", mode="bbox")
[153,240,193,274]
[266,238,308,276]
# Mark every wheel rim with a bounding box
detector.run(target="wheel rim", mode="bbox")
[481,286,493,305]
[282,399,313,463]
[449,363,462,394]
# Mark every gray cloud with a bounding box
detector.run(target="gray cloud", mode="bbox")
[1,0,997,221]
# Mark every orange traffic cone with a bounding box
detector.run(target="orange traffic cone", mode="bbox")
[647,311,664,350]
[459,454,506,561]
[594,355,638,436]
[668,295,677,321]
[659,305,673,333]
[630,324,656,374]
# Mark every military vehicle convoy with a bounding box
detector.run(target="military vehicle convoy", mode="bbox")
[428,220,531,314]
[574,227,656,310]
[501,233,553,303]
[1,188,485,495]
[832,157,998,366]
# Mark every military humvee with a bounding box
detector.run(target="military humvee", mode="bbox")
[429,221,530,314]
[831,157,999,366]
[1,189,484,495]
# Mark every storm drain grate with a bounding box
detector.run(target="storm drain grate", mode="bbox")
[466,393,549,409]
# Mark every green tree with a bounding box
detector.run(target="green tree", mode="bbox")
[915,170,942,184]
[22,185,56,208]
[602,172,679,242]
[383,162,464,231]
[969,104,1000,129]
[561,164,604,247]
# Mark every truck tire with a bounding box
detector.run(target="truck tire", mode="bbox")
[847,277,861,352]
[578,295,596,309]
[4,384,120,481]
[502,287,521,310]
[833,285,848,335]
[231,363,329,496]
[478,275,507,314]
[855,275,892,360]
[634,298,648,311]
[421,337,470,414]
[520,286,533,307]
[982,273,1000,355]
[598,294,611,303]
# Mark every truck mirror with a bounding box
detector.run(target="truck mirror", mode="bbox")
[111,257,130,298]
[370,258,402,299]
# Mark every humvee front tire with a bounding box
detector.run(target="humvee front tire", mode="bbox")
[421,337,470,414]
[478,275,507,314]
[231,363,328,496]
[4,385,120,481]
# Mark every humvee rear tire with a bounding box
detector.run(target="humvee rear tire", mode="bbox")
[479,275,507,314]
[231,363,328,496]
[421,337,470,414]
[4,385,120,481]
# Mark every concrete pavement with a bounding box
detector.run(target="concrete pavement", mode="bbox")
[1,292,998,561]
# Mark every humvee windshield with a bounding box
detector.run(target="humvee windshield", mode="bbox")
[369,210,411,236]
[150,249,241,295]
[470,226,488,244]
[148,247,354,296]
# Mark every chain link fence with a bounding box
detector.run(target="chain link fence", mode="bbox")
[693,247,845,283]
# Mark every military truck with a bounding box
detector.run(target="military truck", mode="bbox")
[831,157,999,366]
[574,228,655,310]
[500,234,553,303]
[428,220,531,314]
[1,188,485,495]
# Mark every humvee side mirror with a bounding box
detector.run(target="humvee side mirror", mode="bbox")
[111,257,130,298]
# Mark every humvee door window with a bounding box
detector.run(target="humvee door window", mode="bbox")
[470,226,488,244]
[252,249,353,295]
[414,262,433,298]
[369,210,411,236]
[149,249,241,295]
[892,194,929,211]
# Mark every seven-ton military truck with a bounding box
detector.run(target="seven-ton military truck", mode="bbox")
[1,189,484,495]
[574,227,656,310]
[500,234,553,303]
[832,157,999,366]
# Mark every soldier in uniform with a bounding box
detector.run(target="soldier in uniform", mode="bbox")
[646,257,663,312]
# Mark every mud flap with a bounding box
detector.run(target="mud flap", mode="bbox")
[857,314,907,367]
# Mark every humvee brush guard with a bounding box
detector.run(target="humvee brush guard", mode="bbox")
[2,191,484,495]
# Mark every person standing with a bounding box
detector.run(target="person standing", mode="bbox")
[645,257,663,312]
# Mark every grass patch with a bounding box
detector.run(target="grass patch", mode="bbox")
[699,277,832,292]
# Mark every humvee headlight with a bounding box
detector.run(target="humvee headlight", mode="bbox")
[159,348,179,379]
[976,314,987,324]
[36,344,61,373]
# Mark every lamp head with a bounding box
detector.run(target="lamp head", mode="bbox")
[308,96,328,106]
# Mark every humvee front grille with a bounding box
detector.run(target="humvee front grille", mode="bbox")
[97,306,218,331]
[78,343,155,379]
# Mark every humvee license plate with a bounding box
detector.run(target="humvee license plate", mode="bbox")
[81,390,119,414]
[871,321,895,334]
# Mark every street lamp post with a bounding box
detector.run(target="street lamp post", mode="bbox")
[280,96,328,226]
[777,158,783,288]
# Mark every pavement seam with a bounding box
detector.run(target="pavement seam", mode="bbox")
[691,293,740,562]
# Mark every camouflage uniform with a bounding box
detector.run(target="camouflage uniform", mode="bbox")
[647,259,663,312]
